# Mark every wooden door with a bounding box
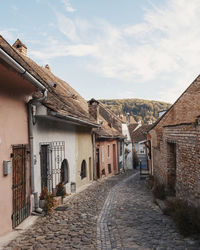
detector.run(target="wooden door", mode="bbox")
[12,145,30,228]
[96,149,100,179]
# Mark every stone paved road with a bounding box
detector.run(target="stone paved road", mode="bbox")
[97,172,200,250]
[5,171,200,250]
[5,171,135,250]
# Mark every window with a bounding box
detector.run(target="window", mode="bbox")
[108,164,111,174]
[140,146,145,154]
[108,145,110,157]
[102,146,104,163]
[61,159,69,184]
[80,160,87,179]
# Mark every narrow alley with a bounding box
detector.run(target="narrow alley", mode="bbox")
[5,171,200,250]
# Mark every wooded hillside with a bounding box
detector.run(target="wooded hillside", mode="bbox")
[100,98,171,124]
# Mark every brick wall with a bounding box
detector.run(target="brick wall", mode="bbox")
[148,76,200,207]
[151,75,200,147]
[153,123,200,207]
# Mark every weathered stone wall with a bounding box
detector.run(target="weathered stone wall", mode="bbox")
[148,75,200,207]
[154,123,200,207]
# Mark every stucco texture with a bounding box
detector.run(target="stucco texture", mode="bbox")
[0,64,35,236]
[75,127,93,189]
[32,114,76,196]
[96,139,118,178]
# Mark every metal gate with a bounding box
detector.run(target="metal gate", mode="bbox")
[12,145,30,228]
[40,141,65,193]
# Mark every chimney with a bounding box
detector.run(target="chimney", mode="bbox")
[88,98,99,123]
[45,64,51,71]
[12,39,27,56]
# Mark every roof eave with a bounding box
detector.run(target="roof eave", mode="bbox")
[50,111,99,128]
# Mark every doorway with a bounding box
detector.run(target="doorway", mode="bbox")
[113,144,117,172]
[12,145,30,228]
[167,142,176,194]
[96,148,100,179]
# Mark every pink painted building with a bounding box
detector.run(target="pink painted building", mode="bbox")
[88,99,124,179]
[96,139,118,178]
[0,37,46,236]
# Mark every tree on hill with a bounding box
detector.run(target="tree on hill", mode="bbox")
[100,98,171,124]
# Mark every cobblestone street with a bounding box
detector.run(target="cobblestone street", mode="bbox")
[5,171,200,250]
[97,172,200,250]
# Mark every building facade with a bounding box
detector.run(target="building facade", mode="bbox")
[148,75,200,207]
[0,36,45,236]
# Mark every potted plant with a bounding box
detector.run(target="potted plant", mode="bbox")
[39,186,48,208]
[56,182,66,197]
[43,193,55,215]
[54,182,67,205]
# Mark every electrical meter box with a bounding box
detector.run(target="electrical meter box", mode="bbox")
[3,160,11,176]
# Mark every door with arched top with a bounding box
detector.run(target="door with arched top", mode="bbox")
[61,159,69,184]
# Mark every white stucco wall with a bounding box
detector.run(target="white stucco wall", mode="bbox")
[117,141,124,170]
[135,142,146,155]
[134,141,147,168]
[122,124,131,140]
[124,142,133,169]
[122,124,133,169]
[32,116,76,197]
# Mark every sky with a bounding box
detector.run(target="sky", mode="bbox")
[1,0,200,103]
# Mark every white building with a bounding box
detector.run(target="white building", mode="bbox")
[122,122,133,169]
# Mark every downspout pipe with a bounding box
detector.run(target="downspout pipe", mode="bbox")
[0,47,48,190]
[0,47,48,212]
[28,89,47,191]
[28,89,47,212]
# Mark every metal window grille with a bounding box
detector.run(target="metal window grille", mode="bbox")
[40,141,65,193]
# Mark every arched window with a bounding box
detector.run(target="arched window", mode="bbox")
[61,159,69,184]
[80,160,87,179]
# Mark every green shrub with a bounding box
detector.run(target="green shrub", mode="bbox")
[153,183,166,200]
[165,200,200,237]
[39,186,48,200]
[56,182,66,197]
[147,175,154,189]
[43,193,55,216]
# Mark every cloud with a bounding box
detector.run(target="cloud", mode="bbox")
[0,28,17,41]
[56,12,79,42]
[30,36,98,60]
[31,0,200,102]
[11,5,19,11]
[60,0,76,13]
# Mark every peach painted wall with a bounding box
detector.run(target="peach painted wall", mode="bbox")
[96,139,118,178]
[0,65,35,236]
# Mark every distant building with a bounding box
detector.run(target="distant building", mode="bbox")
[88,99,125,178]
[129,124,152,169]
[158,110,167,118]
